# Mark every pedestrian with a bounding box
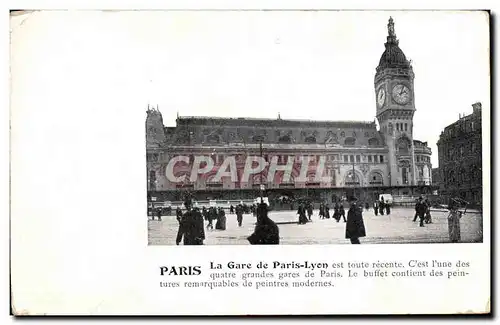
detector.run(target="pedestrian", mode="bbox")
[365,202,370,211]
[379,198,385,215]
[236,204,244,227]
[297,203,308,224]
[207,207,216,230]
[176,207,182,223]
[447,199,462,243]
[345,196,366,244]
[215,207,226,230]
[230,205,234,214]
[340,201,346,221]
[176,198,205,245]
[306,202,313,221]
[416,197,427,227]
[319,203,325,219]
[385,201,391,215]
[248,203,279,245]
[412,198,420,222]
[156,208,162,222]
[424,199,432,224]
[373,200,379,216]
[325,203,331,219]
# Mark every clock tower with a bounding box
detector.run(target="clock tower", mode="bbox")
[375,17,417,186]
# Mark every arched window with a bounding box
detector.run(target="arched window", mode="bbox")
[344,137,356,146]
[345,171,360,185]
[368,138,380,146]
[369,172,384,185]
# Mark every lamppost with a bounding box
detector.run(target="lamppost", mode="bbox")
[259,139,264,203]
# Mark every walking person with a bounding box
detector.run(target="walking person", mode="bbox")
[379,198,385,215]
[297,203,308,224]
[447,199,463,243]
[385,201,391,215]
[215,207,227,230]
[416,197,427,227]
[248,203,279,245]
[413,198,420,222]
[319,203,325,219]
[325,203,331,219]
[236,204,244,227]
[176,207,183,223]
[424,199,432,224]
[373,200,379,216]
[306,202,313,221]
[345,196,366,244]
[176,198,205,245]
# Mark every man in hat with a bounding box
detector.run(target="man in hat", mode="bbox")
[176,198,205,245]
[248,203,279,245]
[345,196,366,244]
[415,197,427,227]
[236,204,244,227]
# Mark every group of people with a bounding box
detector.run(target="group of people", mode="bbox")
[412,197,432,227]
[171,194,466,246]
[174,198,280,245]
[200,206,227,230]
[372,198,391,216]
[297,202,314,224]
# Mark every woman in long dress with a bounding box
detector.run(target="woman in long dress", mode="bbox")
[447,200,462,242]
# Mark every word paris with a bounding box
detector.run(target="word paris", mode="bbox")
[166,155,334,183]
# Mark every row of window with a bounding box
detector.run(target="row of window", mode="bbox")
[443,166,482,187]
[343,155,385,163]
[416,155,430,163]
[396,123,409,132]
[152,153,388,165]
[442,142,478,160]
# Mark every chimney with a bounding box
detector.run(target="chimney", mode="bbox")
[472,102,482,114]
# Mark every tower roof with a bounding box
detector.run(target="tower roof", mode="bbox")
[377,17,411,71]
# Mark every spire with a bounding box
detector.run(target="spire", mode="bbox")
[386,16,399,45]
[277,112,281,120]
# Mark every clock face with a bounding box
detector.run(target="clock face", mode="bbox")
[392,84,411,105]
[377,88,386,108]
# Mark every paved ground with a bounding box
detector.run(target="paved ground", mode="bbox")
[148,208,483,245]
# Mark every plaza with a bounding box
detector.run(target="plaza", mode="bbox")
[148,207,483,245]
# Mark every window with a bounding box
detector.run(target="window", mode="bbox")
[356,155,361,162]
[396,123,399,131]
[405,123,408,131]
[417,156,420,162]
[368,155,373,163]
[380,155,384,163]
[402,167,408,184]
[344,155,348,162]
[334,154,339,161]
[374,155,378,163]
[344,137,356,146]
[350,155,354,163]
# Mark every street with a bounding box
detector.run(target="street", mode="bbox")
[148,208,483,245]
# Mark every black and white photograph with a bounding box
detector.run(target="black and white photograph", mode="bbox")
[8,7,492,316]
[145,11,487,246]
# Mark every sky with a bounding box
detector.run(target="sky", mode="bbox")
[11,10,490,168]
